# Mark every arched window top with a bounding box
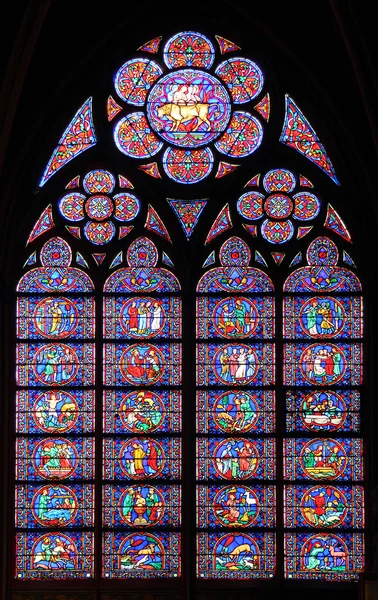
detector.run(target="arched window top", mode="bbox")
[283,237,361,293]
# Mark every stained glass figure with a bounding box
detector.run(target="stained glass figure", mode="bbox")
[103,484,180,527]
[162,147,214,183]
[118,174,134,188]
[107,95,122,122]
[280,95,339,185]
[162,251,174,267]
[205,204,232,245]
[65,226,81,239]
[27,205,55,245]
[138,162,162,178]
[324,204,352,242]
[65,175,80,189]
[109,251,123,269]
[145,205,172,243]
[271,252,285,265]
[114,58,163,105]
[215,112,263,157]
[163,31,215,69]
[215,162,240,178]
[289,252,302,268]
[137,36,162,53]
[215,35,241,54]
[114,113,163,158]
[92,253,106,265]
[23,252,37,267]
[167,199,207,238]
[39,98,96,187]
[254,93,270,121]
[255,251,268,267]
[59,193,85,221]
[118,225,133,240]
[285,390,360,433]
[83,170,115,194]
[203,251,215,268]
[244,173,260,187]
[147,70,231,148]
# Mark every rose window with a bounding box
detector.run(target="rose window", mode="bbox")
[112,31,266,184]
[237,168,321,243]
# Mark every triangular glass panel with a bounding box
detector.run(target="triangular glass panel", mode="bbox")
[205,204,232,245]
[118,175,134,189]
[244,173,261,187]
[139,162,161,178]
[215,161,239,179]
[167,199,207,239]
[297,226,313,239]
[289,252,302,267]
[162,252,174,267]
[76,252,89,268]
[27,205,55,245]
[119,225,133,240]
[254,93,270,122]
[243,224,257,237]
[271,252,285,265]
[92,253,106,265]
[107,95,122,122]
[23,251,37,267]
[255,250,268,267]
[137,36,162,53]
[65,226,81,239]
[215,35,241,54]
[65,175,80,189]
[343,250,356,267]
[145,205,172,242]
[299,174,314,188]
[324,204,352,242]
[202,251,215,268]
[110,251,123,269]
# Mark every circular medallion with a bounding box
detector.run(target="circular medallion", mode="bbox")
[147,69,231,148]
[119,390,166,433]
[31,484,79,526]
[213,533,260,571]
[261,219,294,243]
[119,485,165,526]
[300,439,347,480]
[213,344,258,385]
[299,391,347,432]
[58,193,85,222]
[301,534,348,573]
[85,195,113,221]
[83,170,115,194]
[164,32,215,69]
[212,438,259,480]
[32,390,79,433]
[299,485,348,528]
[300,343,346,385]
[119,297,166,339]
[114,112,163,158]
[113,193,140,221]
[263,169,296,193]
[213,485,260,527]
[299,297,346,338]
[264,194,293,219]
[120,344,165,385]
[293,192,321,221]
[84,220,115,245]
[31,533,78,570]
[162,147,214,183]
[215,111,263,157]
[33,344,78,385]
[32,438,78,479]
[114,58,163,105]
[215,58,264,103]
[212,391,258,433]
[33,297,79,339]
[118,532,165,571]
[212,297,259,338]
[118,438,166,479]
[236,191,264,220]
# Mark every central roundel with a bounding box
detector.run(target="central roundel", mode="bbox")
[146,69,231,148]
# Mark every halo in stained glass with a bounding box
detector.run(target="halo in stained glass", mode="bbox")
[59,193,86,222]
[84,221,115,245]
[307,236,339,265]
[113,193,141,221]
[40,237,72,267]
[264,194,293,219]
[163,31,215,69]
[146,70,231,148]
[118,485,166,526]
[127,237,158,267]
[215,58,264,103]
[261,219,294,244]
[237,191,264,220]
[163,147,214,183]
[33,297,80,339]
[114,113,163,158]
[219,236,251,266]
[114,58,163,105]
[215,112,263,157]
[85,195,113,221]
[263,169,296,193]
[293,192,321,221]
[83,170,115,194]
